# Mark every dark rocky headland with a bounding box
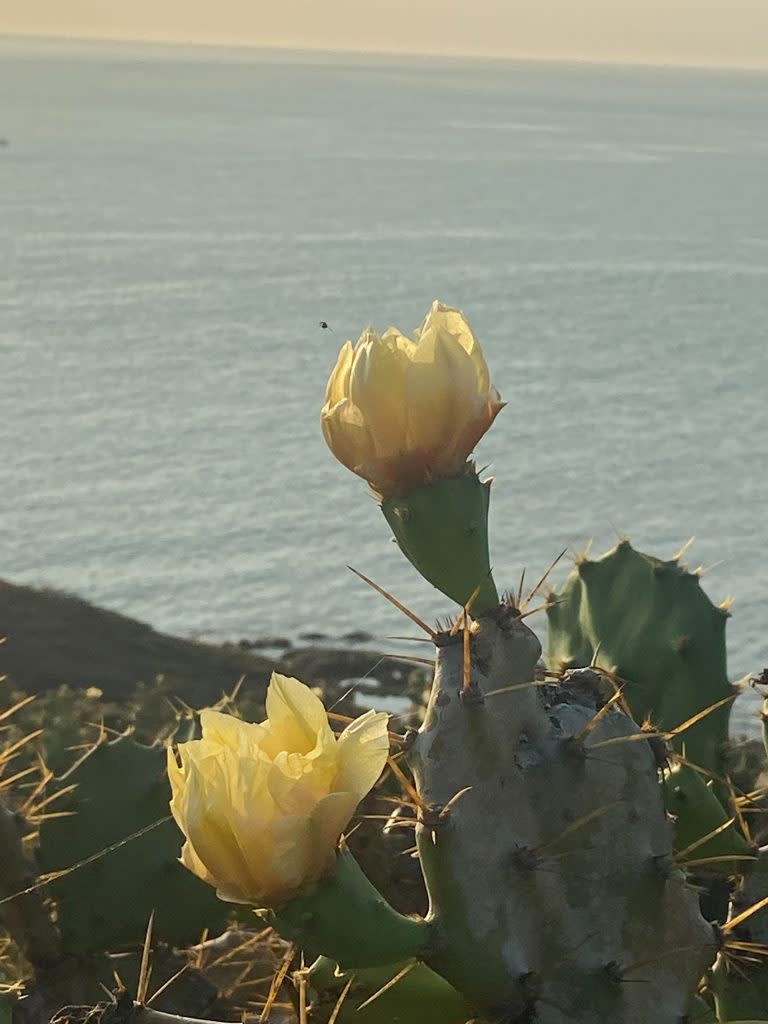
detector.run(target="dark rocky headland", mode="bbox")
[0,578,421,718]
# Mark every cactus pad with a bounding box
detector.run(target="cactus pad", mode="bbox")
[546,539,734,778]
[38,734,228,953]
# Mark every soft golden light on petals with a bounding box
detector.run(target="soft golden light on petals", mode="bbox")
[336,708,394,800]
[321,301,503,497]
[196,708,251,754]
[418,303,490,391]
[325,340,355,406]
[348,332,410,457]
[167,674,390,907]
[263,672,335,754]
[321,398,376,475]
[271,791,358,895]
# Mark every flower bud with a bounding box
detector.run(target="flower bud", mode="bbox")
[321,301,503,497]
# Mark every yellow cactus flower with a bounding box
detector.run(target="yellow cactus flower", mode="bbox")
[167,673,389,907]
[321,301,504,497]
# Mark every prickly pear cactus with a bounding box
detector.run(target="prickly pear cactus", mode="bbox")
[404,605,716,1023]
[38,735,228,953]
[546,539,734,779]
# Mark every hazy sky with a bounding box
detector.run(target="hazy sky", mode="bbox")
[3,0,768,68]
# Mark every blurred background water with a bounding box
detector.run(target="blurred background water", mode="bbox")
[2,37,767,731]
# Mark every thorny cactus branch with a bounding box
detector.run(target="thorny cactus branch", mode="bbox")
[407,604,717,1023]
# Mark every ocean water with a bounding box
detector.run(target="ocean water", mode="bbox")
[2,38,768,732]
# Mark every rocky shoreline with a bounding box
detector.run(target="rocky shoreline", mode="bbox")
[0,578,423,718]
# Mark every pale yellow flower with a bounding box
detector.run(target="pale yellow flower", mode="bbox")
[167,673,389,907]
[321,301,504,497]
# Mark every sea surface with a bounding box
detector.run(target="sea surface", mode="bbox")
[2,37,768,732]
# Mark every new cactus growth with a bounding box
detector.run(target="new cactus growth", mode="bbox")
[546,539,734,780]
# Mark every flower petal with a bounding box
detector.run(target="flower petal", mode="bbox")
[405,329,479,457]
[172,754,257,900]
[271,791,358,892]
[265,673,335,755]
[324,340,355,406]
[348,332,410,458]
[268,751,337,814]
[422,301,491,392]
[309,790,360,855]
[336,709,390,801]
[446,397,506,474]
[198,709,258,755]
[321,398,376,476]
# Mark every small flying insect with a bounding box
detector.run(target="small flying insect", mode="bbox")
[319,321,334,332]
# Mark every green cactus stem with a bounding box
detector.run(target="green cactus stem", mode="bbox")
[307,955,472,1023]
[381,467,498,612]
[407,604,716,1022]
[266,846,428,969]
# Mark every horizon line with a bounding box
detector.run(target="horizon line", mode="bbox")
[3,30,768,74]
